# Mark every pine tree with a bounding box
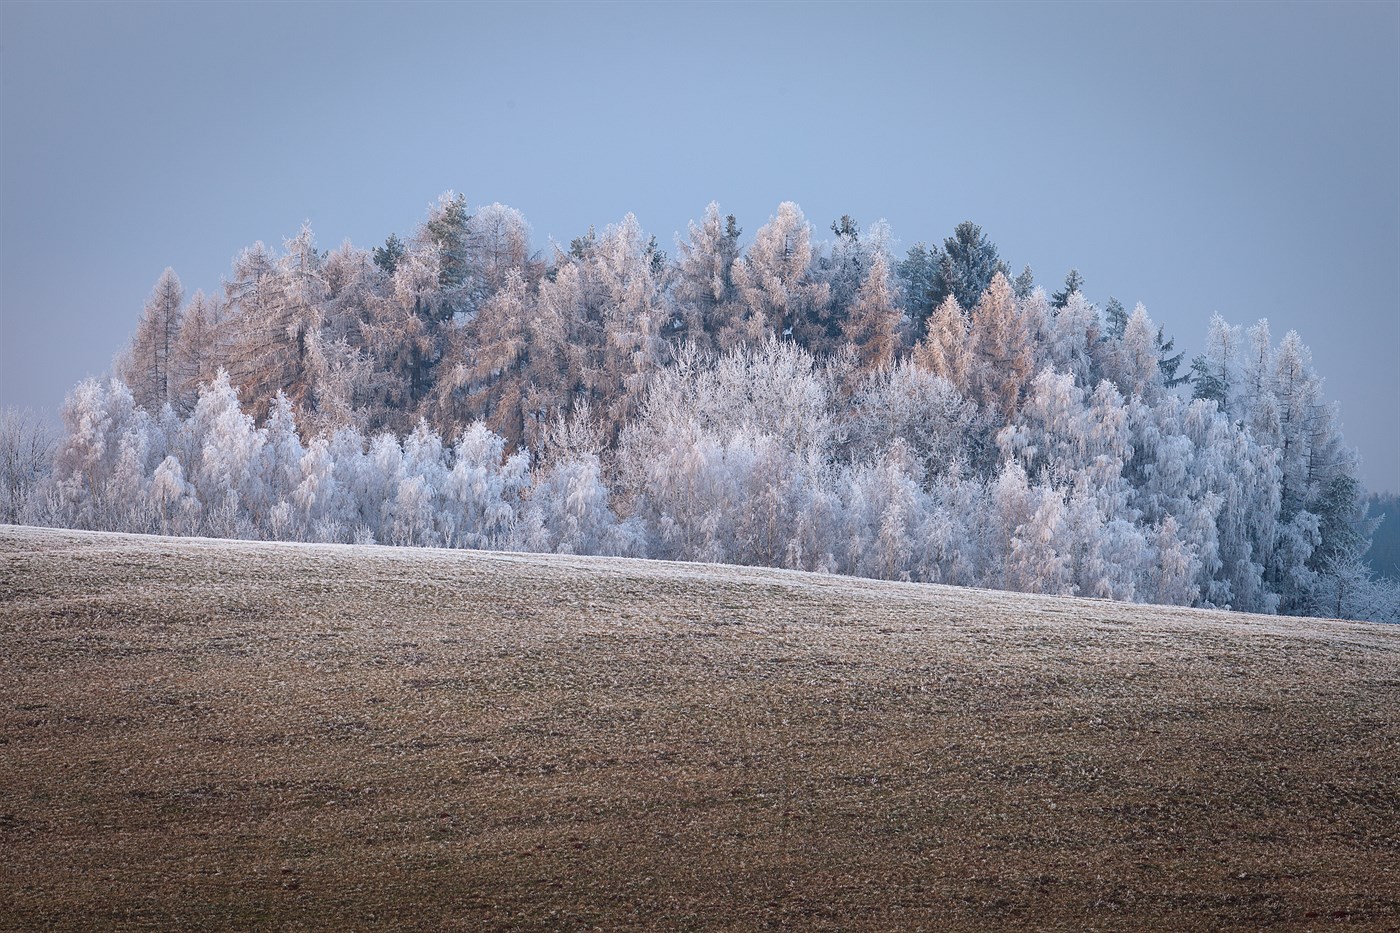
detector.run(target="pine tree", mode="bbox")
[896,242,943,337]
[1190,313,1241,412]
[1156,327,1187,388]
[1012,265,1035,300]
[818,214,875,348]
[939,221,1003,312]
[372,234,406,276]
[421,191,472,296]
[1103,297,1128,337]
[1051,269,1085,311]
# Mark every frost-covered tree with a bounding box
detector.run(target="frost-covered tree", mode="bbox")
[1190,313,1242,413]
[519,453,641,557]
[170,290,225,415]
[420,191,474,302]
[1012,265,1036,300]
[968,272,1034,419]
[120,268,184,412]
[1043,291,1101,388]
[940,222,1005,312]
[468,202,531,294]
[816,216,893,354]
[595,214,672,432]
[896,242,943,337]
[840,251,900,373]
[1108,304,1165,403]
[732,202,829,345]
[0,407,56,525]
[1051,270,1085,311]
[846,362,978,483]
[672,203,743,351]
[52,378,160,531]
[445,422,530,549]
[19,193,1387,621]
[189,370,267,536]
[439,269,532,444]
[911,295,973,393]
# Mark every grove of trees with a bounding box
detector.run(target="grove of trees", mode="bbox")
[4,193,1394,622]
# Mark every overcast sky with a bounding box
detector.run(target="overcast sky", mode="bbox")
[2,1,1396,490]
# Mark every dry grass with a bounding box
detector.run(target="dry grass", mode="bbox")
[1,525,1397,931]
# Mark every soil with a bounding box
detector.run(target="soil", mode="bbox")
[2,525,1397,931]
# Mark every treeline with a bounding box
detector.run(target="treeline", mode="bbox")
[4,194,1395,621]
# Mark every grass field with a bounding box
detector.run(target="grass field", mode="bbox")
[2,525,1397,931]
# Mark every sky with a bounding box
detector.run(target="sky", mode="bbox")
[1,1,1397,490]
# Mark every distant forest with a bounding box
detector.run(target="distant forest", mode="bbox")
[1367,493,1400,581]
[2,194,1395,621]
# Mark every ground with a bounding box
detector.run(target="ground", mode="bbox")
[1,525,1397,931]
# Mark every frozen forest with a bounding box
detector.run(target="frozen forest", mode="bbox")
[3,194,1395,622]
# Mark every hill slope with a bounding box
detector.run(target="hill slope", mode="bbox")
[1,525,1397,931]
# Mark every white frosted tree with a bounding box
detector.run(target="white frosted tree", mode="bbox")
[1109,304,1165,403]
[732,202,829,345]
[672,202,743,350]
[911,295,972,393]
[468,202,532,294]
[293,435,342,541]
[518,453,641,557]
[262,393,306,534]
[846,362,977,483]
[188,370,267,537]
[1191,312,1242,414]
[170,290,226,415]
[595,214,671,431]
[1044,291,1101,389]
[52,378,156,530]
[0,407,56,525]
[150,455,200,536]
[968,272,1034,419]
[444,422,530,550]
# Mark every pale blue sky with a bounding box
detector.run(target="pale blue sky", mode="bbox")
[2,0,1397,489]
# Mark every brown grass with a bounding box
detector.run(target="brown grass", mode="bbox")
[1,525,1397,931]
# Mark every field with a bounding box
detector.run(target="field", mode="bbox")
[2,525,1397,931]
